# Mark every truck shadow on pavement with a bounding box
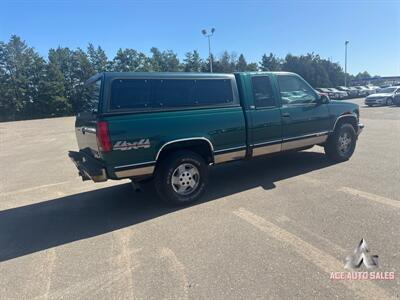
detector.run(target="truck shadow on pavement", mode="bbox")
[0,151,338,262]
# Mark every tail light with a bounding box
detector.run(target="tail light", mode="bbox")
[96,121,111,152]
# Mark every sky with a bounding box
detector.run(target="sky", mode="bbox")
[1,0,399,76]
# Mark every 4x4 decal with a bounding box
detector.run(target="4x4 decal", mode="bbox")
[113,139,151,151]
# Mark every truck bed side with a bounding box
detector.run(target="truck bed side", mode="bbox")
[102,106,246,179]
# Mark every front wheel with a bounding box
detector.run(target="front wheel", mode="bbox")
[155,151,208,206]
[386,97,393,106]
[324,123,357,162]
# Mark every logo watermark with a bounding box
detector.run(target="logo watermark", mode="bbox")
[344,238,378,269]
[330,239,395,281]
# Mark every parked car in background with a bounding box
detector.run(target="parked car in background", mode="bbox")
[337,86,358,98]
[360,86,375,95]
[349,86,361,97]
[366,85,380,94]
[327,88,348,99]
[315,88,336,99]
[365,86,400,106]
[348,86,361,97]
[354,86,370,97]
[394,88,400,106]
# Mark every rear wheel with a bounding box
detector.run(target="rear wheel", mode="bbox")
[155,151,208,205]
[386,97,393,106]
[324,123,357,162]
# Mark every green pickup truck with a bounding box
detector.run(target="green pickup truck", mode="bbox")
[69,72,363,205]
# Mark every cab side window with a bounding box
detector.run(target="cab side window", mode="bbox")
[277,75,317,105]
[251,76,276,108]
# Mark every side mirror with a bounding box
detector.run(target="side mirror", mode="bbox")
[317,94,330,104]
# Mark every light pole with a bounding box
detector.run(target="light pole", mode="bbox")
[345,40,349,87]
[202,28,215,72]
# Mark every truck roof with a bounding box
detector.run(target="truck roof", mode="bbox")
[85,71,297,85]
[234,71,295,76]
[86,72,235,84]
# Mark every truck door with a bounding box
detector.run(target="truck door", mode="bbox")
[247,75,282,156]
[276,74,331,151]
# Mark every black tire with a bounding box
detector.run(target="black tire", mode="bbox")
[155,151,208,206]
[386,97,393,106]
[324,123,357,162]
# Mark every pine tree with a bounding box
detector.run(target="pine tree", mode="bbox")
[183,50,202,72]
[112,48,150,72]
[69,48,95,113]
[259,53,282,71]
[236,54,248,72]
[246,63,259,71]
[48,47,75,103]
[0,36,45,120]
[36,62,70,117]
[150,48,180,72]
[87,44,109,73]
[213,51,236,73]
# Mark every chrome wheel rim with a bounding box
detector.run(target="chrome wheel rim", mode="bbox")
[338,132,352,155]
[171,163,200,195]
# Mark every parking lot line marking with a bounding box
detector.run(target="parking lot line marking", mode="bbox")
[339,187,400,209]
[233,207,395,300]
[274,213,346,254]
[43,248,56,300]
[2,181,71,197]
[34,264,135,300]
[160,247,189,300]
[112,228,136,300]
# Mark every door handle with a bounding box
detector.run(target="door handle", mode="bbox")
[282,112,290,117]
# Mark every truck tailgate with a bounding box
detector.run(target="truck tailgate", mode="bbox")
[75,113,100,158]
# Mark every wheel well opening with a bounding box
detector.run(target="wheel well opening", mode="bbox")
[156,140,214,166]
[335,115,358,133]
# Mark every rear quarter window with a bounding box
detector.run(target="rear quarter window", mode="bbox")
[109,78,235,111]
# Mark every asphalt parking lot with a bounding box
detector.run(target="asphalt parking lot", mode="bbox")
[0,98,399,299]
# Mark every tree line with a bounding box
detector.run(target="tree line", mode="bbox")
[0,35,371,121]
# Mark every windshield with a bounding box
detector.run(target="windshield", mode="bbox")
[379,87,396,93]
[81,79,101,113]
